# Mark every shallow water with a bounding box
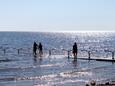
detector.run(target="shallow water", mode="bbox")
[0,32,115,86]
[0,54,115,86]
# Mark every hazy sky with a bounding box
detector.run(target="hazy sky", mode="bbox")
[0,0,115,32]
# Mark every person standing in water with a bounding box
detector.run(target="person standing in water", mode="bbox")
[38,42,43,57]
[33,42,38,56]
[72,42,78,59]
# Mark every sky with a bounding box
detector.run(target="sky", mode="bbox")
[0,0,115,32]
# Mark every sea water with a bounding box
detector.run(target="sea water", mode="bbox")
[0,32,115,86]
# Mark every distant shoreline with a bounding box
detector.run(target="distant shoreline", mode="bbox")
[0,31,115,33]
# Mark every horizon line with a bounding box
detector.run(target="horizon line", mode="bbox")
[0,30,114,33]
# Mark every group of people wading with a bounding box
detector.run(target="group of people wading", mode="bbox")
[33,42,43,57]
[33,42,78,59]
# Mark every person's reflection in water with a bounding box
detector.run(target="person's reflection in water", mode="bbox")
[33,58,42,65]
[33,54,43,62]
[72,59,78,68]
[32,54,42,86]
[33,55,37,62]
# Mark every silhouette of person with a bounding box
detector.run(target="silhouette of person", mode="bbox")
[72,42,78,59]
[33,42,38,56]
[38,42,43,57]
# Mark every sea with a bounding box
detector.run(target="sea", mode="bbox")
[0,32,115,86]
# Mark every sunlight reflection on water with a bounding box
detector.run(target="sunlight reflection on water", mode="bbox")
[0,32,115,86]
